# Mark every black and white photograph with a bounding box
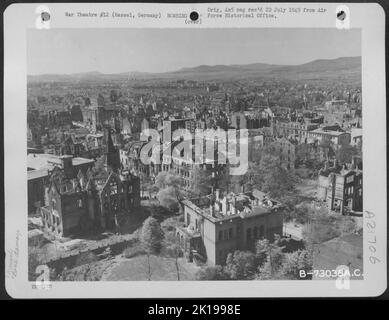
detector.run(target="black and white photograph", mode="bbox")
[26,27,364,282]
[3,2,386,298]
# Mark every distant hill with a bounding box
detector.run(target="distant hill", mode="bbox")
[28,56,361,82]
[169,56,361,80]
[175,62,279,73]
[273,56,361,74]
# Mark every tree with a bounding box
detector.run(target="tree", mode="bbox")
[247,153,296,198]
[336,144,359,164]
[225,251,259,280]
[291,203,312,224]
[155,172,185,211]
[195,265,230,280]
[157,187,180,212]
[140,216,165,280]
[141,216,165,254]
[261,155,296,198]
[256,236,285,280]
[188,167,212,198]
[281,249,313,280]
[155,172,184,195]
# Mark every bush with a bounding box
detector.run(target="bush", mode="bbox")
[281,250,313,280]
[195,265,230,280]
[225,251,260,280]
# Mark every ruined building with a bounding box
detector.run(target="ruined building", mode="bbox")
[178,189,284,265]
[40,127,140,237]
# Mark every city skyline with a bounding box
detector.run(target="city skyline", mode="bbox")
[27,28,361,75]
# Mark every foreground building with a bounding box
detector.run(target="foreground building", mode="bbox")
[39,125,141,237]
[41,168,140,237]
[27,153,95,215]
[178,189,284,265]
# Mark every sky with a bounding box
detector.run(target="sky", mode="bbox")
[27,28,361,75]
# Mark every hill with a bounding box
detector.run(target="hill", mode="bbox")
[27,56,361,82]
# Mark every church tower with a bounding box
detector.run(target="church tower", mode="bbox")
[104,125,121,173]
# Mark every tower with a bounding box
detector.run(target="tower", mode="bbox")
[104,126,120,173]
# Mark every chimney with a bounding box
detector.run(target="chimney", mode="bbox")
[352,156,358,169]
[215,189,220,201]
[209,204,215,217]
[221,197,227,215]
[231,196,237,215]
[60,155,73,177]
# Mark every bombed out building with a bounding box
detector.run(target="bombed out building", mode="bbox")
[178,189,284,265]
[40,125,140,237]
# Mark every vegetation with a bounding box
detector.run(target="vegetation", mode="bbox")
[195,235,313,281]
[280,249,313,280]
[336,144,360,164]
[140,216,165,280]
[225,251,260,280]
[188,167,212,198]
[247,153,297,198]
[195,265,230,281]
[140,216,165,254]
[155,172,185,212]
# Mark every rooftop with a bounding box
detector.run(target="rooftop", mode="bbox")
[27,168,49,180]
[27,153,94,171]
[310,129,348,137]
[183,190,283,223]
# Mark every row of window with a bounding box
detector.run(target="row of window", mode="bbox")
[217,225,266,242]
[247,226,265,241]
[218,228,233,241]
[345,185,354,196]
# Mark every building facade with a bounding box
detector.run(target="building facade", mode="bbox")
[41,168,140,237]
[269,137,296,170]
[178,190,284,265]
[317,161,363,214]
